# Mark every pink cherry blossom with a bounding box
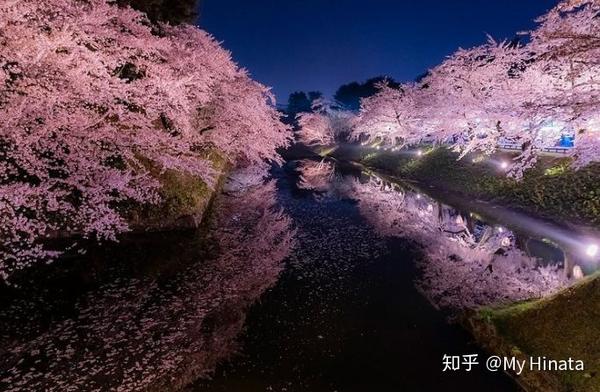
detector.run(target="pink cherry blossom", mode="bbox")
[0,0,291,280]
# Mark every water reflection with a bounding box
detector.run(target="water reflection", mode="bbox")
[0,159,584,390]
[297,159,336,193]
[0,180,294,391]
[295,159,569,311]
[189,161,521,392]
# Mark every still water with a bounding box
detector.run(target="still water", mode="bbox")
[1,157,580,391]
[192,160,524,391]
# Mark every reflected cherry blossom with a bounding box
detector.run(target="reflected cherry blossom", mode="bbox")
[0,177,295,391]
[293,161,568,311]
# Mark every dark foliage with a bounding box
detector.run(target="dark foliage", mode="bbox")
[116,0,199,25]
[286,90,323,116]
[334,76,401,111]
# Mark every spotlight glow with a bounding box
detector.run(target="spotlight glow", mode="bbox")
[500,161,509,169]
[417,150,423,157]
[586,244,599,258]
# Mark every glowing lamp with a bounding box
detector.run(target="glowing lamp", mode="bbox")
[417,150,423,157]
[500,161,509,169]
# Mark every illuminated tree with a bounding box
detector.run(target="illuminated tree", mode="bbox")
[525,0,600,169]
[297,99,354,146]
[354,0,600,177]
[354,81,423,148]
[0,0,290,279]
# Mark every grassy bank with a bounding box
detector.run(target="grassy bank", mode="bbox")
[467,273,600,392]
[348,146,600,228]
[127,149,230,232]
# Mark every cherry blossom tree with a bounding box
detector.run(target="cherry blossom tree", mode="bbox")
[353,38,537,168]
[354,0,600,177]
[0,0,290,280]
[353,81,424,148]
[297,99,354,147]
[525,0,600,169]
[420,39,527,157]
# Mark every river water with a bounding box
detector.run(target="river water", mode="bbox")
[191,160,522,391]
[1,157,581,391]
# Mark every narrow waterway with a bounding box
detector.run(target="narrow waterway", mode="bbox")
[191,160,521,391]
[2,156,578,391]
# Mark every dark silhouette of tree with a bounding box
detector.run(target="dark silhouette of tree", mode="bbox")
[287,92,311,116]
[116,0,199,25]
[334,76,401,111]
[308,91,323,103]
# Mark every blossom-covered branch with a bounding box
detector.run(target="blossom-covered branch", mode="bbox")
[0,0,291,279]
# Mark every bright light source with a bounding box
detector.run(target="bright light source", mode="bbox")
[417,150,423,156]
[586,244,599,258]
[497,226,504,233]
[500,161,509,169]
[573,265,585,280]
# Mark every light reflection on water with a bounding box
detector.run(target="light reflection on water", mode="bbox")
[0,158,587,391]
[295,158,572,311]
[299,157,591,268]
[193,159,522,392]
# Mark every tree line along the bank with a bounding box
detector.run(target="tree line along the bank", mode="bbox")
[297,0,600,180]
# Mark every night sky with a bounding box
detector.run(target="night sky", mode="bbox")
[198,0,559,103]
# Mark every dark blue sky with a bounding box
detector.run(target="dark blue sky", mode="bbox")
[198,0,559,103]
